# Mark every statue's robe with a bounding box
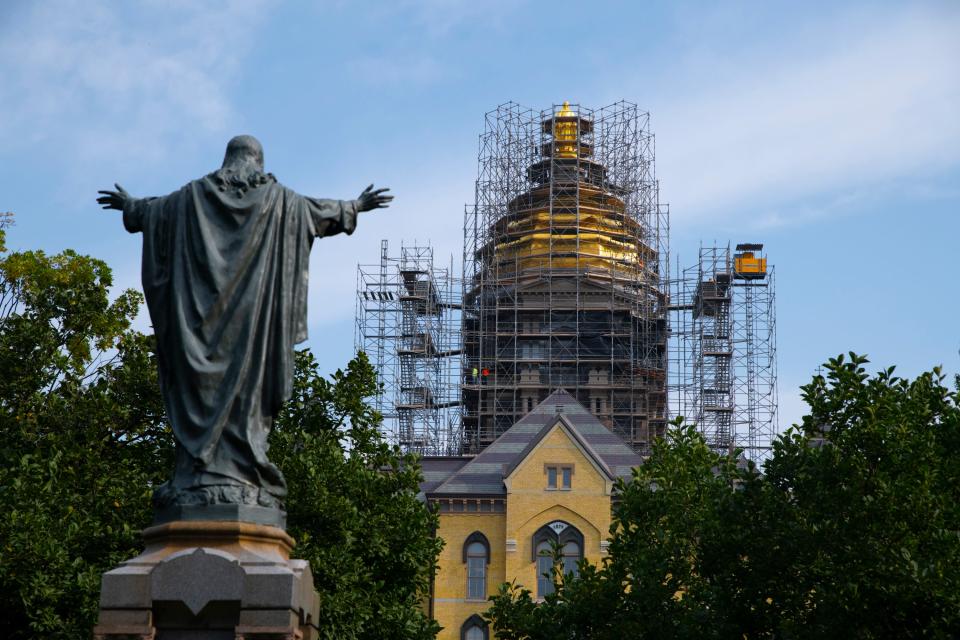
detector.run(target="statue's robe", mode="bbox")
[124,176,357,507]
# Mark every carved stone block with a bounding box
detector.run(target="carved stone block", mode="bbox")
[94,521,318,640]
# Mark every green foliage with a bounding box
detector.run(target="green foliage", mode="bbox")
[487,353,960,639]
[271,350,442,640]
[0,228,440,639]
[0,229,170,639]
[486,557,625,640]
[762,354,960,637]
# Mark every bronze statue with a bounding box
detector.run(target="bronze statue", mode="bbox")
[98,135,391,524]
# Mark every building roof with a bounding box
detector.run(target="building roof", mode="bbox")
[419,456,472,495]
[423,390,642,498]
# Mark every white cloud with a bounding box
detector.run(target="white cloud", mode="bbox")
[304,164,472,326]
[0,0,272,329]
[389,0,523,37]
[346,54,447,86]
[747,187,874,232]
[651,7,960,228]
[0,0,271,169]
[345,0,524,85]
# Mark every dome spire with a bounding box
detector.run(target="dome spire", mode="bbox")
[552,100,579,159]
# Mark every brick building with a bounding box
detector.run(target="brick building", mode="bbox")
[420,390,641,639]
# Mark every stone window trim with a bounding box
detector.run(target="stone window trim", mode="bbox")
[530,522,584,562]
[544,463,575,490]
[462,531,491,564]
[460,613,489,640]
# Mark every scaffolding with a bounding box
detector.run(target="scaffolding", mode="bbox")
[462,101,670,453]
[669,244,778,463]
[355,241,463,455]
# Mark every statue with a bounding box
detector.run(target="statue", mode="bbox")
[97,135,392,524]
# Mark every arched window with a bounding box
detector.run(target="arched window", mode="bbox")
[532,521,584,598]
[562,540,580,577]
[463,531,490,601]
[536,540,554,598]
[461,614,488,640]
[530,522,584,562]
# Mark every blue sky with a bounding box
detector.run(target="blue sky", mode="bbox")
[2,0,958,430]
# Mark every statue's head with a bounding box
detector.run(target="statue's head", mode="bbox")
[222,135,265,171]
[212,135,274,194]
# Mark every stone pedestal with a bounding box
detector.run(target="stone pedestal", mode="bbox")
[94,520,319,640]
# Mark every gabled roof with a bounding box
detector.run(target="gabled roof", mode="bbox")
[419,456,471,495]
[424,390,642,497]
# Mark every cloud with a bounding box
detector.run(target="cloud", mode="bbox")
[0,0,272,170]
[747,187,875,232]
[303,164,472,327]
[389,0,524,38]
[345,0,525,85]
[0,0,273,328]
[650,6,960,228]
[346,54,447,86]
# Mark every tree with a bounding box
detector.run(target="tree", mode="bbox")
[0,227,441,639]
[0,227,170,639]
[487,354,960,639]
[761,354,960,637]
[270,349,442,640]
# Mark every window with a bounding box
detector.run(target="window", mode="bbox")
[562,540,580,577]
[532,522,584,599]
[461,614,488,640]
[545,464,573,490]
[462,532,490,601]
[466,542,486,599]
[536,540,581,597]
[536,540,555,598]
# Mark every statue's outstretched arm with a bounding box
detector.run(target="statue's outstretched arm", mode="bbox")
[305,184,393,240]
[98,183,162,233]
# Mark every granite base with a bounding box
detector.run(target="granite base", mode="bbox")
[93,520,318,640]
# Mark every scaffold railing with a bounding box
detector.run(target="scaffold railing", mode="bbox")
[669,243,778,464]
[462,101,670,453]
[355,240,462,455]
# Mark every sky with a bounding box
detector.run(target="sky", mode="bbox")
[2,0,958,432]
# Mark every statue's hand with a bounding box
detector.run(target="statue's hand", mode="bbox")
[96,183,132,211]
[355,184,393,213]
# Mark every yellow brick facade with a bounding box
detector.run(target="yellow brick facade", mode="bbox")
[429,421,616,640]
